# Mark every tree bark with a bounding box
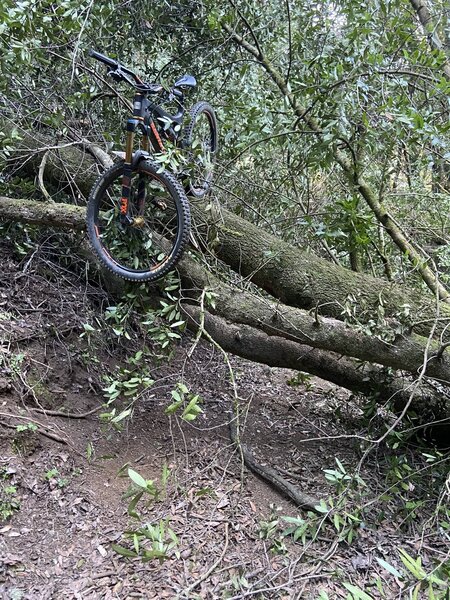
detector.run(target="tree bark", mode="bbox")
[191,201,450,337]
[222,22,450,303]
[183,305,448,423]
[2,120,100,197]
[5,120,450,333]
[0,197,86,229]
[1,195,449,430]
[177,252,450,384]
[409,0,450,81]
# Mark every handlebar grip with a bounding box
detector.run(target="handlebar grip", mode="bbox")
[88,49,118,69]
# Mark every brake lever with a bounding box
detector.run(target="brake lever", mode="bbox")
[107,69,123,82]
[107,67,136,87]
[172,88,183,99]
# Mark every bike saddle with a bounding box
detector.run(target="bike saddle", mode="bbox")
[174,74,197,89]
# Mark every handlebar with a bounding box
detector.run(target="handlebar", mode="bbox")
[89,50,186,99]
[88,49,118,69]
[89,49,144,86]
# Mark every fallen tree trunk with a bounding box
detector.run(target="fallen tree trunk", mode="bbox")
[191,202,450,337]
[183,305,448,421]
[1,195,449,432]
[0,196,86,229]
[3,121,99,197]
[0,199,449,383]
[177,251,450,385]
[4,120,450,337]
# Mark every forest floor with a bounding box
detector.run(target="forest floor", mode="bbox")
[0,236,448,600]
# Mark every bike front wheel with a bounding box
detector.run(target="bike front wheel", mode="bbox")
[86,160,191,282]
[182,101,218,198]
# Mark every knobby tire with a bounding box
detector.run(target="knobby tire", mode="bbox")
[86,160,190,282]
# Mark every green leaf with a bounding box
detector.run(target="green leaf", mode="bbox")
[128,468,148,489]
[170,320,185,328]
[335,457,346,473]
[342,583,374,600]
[127,490,143,519]
[182,395,203,421]
[165,399,183,415]
[111,544,138,557]
[112,408,132,422]
[375,557,403,579]
[398,549,427,580]
[141,549,168,561]
[314,499,329,514]
[182,413,197,422]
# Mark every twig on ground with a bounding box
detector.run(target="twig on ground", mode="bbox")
[0,417,68,445]
[32,404,103,419]
[176,522,229,599]
[228,415,321,512]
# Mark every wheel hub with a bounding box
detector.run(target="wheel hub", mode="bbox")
[132,216,145,228]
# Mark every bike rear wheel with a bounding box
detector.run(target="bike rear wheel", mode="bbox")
[86,160,190,282]
[182,101,218,198]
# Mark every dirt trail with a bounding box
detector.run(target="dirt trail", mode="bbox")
[0,239,447,599]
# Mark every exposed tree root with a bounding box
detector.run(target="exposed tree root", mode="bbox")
[0,416,69,445]
[228,415,321,512]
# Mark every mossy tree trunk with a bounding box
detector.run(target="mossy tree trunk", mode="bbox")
[1,195,450,436]
[2,126,450,434]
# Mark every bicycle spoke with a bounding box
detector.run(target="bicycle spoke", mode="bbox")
[95,170,181,273]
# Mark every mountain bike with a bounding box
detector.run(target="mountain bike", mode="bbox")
[86,50,218,282]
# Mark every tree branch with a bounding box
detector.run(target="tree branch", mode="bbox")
[222,21,450,303]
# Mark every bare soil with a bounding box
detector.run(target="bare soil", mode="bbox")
[0,237,448,599]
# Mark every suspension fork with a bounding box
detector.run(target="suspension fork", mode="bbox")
[121,116,166,221]
[135,131,151,215]
[120,117,140,224]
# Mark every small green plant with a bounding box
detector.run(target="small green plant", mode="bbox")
[287,371,314,390]
[373,549,450,600]
[12,421,40,455]
[281,514,320,544]
[258,505,288,555]
[15,422,38,433]
[142,301,185,352]
[118,465,171,519]
[44,468,59,480]
[100,357,155,428]
[112,518,179,562]
[165,382,203,422]
[112,466,177,562]
[8,351,25,378]
[280,461,367,548]
[324,458,366,492]
[79,321,97,337]
[225,571,250,596]
[122,467,160,518]
[0,467,20,521]
[44,468,69,489]
[86,441,94,462]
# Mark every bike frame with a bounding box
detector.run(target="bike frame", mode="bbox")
[120,91,186,222]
